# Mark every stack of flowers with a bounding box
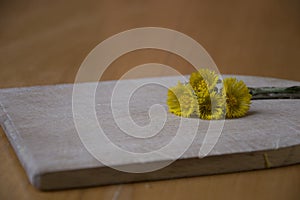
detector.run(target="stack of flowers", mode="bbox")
[167,69,252,119]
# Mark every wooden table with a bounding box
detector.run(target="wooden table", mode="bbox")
[0,0,299,199]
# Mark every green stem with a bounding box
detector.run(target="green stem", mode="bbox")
[249,86,300,100]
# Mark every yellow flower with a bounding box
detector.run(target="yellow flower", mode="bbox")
[197,90,225,120]
[167,82,198,117]
[189,69,225,120]
[189,69,219,92]
[222,78,252,118]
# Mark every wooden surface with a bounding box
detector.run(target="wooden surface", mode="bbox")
[1,75,300,190]
[0,0,300,199]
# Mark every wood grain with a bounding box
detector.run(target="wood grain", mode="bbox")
[1,75,300,190]
[1,126,300,200]
[0,0,300,199]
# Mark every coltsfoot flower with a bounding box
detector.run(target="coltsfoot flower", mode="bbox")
[222,78,252,118]
[167,82,198,117]
[197,90,225,120]
[189,69,219,92]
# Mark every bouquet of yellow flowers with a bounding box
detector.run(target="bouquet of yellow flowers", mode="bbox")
[167,69,300,120]
[167,69,251,119]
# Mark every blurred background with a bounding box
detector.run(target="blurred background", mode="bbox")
[0,0,299,88]
[1,1,300,199]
